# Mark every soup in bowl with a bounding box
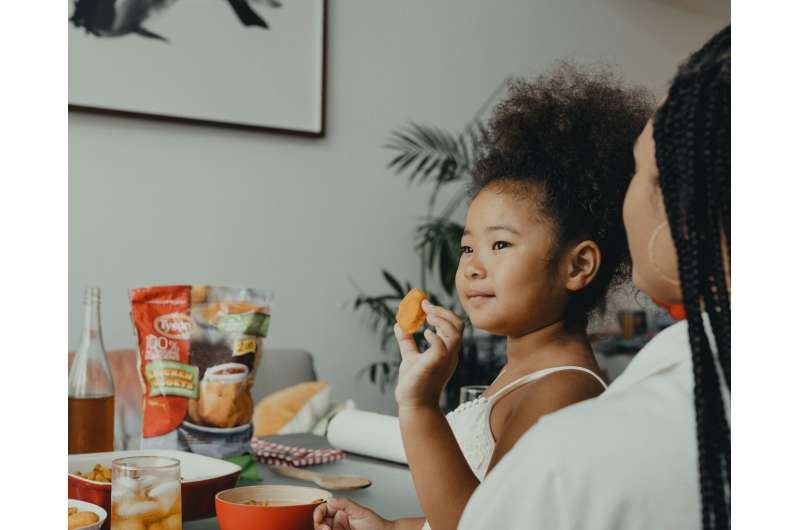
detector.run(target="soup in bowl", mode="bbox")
[215,484,331,530]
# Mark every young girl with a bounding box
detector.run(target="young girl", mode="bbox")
[314,62,653,530]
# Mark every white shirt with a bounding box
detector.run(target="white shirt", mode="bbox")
[459,319,727,530]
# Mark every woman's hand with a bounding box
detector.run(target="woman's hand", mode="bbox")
[313,498,394,530]
[394,300,464,409]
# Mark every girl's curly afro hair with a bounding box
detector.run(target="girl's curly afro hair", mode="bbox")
[473,61,654,329]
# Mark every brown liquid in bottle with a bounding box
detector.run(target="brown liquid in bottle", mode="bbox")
[68,395,115,454]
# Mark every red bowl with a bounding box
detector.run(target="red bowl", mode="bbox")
[215,484,331,530]
[68,450,241,530]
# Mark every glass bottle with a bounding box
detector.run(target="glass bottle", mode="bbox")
[68,287,115,454]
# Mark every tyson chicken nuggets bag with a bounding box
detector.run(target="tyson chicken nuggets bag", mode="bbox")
[130,285,273,456]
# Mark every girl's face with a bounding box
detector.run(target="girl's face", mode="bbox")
[456,186,569,337]
[622,118,682,304]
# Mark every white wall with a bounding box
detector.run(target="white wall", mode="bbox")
[69,0,729,414]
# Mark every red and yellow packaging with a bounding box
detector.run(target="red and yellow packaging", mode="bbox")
[130,286,194,437]
[130,285,273,450]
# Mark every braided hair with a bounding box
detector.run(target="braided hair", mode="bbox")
[652,26,731,529]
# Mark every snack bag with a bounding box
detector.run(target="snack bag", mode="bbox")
[130,285,273,454]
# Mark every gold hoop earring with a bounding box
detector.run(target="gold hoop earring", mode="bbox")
[648,221,680,286]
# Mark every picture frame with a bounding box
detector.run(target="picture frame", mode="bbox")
[68,0,327,137]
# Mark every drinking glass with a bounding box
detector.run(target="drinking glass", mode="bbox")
[111,456,182,530]
[459,385,489,405]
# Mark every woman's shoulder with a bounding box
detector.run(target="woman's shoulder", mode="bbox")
[466,383,702,530]
[523,360,697,462]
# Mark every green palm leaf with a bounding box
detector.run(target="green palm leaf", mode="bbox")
[385,123,468,186]
[415,218,464,296]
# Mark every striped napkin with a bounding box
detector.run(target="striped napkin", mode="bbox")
[250,438,345,467]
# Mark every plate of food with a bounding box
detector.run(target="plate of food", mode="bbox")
[68,499,107,530]
[68,449,241,527]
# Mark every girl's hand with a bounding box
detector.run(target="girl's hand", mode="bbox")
[313,498,394,530]
[394,300,464,408]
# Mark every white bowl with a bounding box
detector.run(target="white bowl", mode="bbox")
[68,499,107,530]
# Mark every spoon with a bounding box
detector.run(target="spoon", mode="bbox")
[267,465,372,491]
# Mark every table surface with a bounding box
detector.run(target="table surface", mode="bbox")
[185,433,422,529]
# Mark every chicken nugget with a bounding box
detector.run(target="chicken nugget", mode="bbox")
[396,288,428,334]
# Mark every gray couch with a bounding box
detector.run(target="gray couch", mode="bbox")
[251,348,319,401]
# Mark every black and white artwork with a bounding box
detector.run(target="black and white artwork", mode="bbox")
[69,0,326,135]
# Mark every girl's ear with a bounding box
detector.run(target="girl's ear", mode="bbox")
[564,240,601,292]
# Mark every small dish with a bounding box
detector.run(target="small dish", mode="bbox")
[68,499,107,530]
[181,419,252,435]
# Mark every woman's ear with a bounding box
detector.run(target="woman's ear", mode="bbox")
[564,240,601,292]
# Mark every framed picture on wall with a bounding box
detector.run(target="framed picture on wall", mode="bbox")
[68,0,327,136]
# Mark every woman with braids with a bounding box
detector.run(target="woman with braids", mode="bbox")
[457,26,731,530]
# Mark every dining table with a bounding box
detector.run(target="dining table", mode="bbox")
[185,433,423,529]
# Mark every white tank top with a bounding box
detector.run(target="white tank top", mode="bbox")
[421,365,607,530]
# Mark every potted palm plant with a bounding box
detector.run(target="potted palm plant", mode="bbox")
[354,88,507,410]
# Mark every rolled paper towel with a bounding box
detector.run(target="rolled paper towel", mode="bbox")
[326,409,407,464]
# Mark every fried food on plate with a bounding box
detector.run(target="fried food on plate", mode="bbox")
[74,463,112,483]
[68,509,99,529]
